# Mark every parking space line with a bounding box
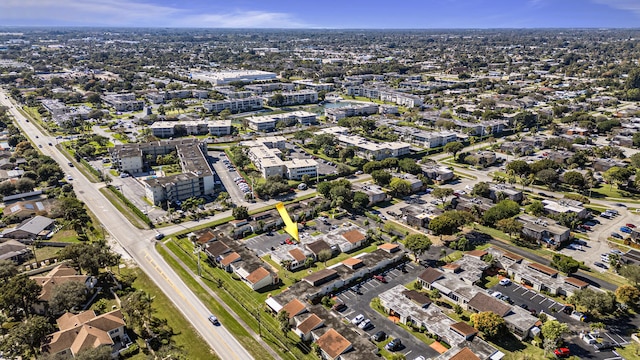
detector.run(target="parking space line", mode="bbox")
[406,263,415,270]
[547,302,555,308]
[539,298,547,304]
[530,294,540,300]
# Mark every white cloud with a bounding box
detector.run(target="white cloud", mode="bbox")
[592,0,640,15]
[0,0,306,27]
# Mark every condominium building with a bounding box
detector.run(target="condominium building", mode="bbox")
[267,90,318,106]
[325,103,379,121]
[150,120,232,138]
[246,111,317,131]
[203,97,263,113]
[243,137,318,179]
[110,139,215,205]
[334,134,411,161]
[102,93,144,112]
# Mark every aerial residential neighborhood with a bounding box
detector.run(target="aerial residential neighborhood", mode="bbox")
[3,2,640,360]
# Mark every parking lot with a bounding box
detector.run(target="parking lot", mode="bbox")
[209,151,250,204]
[334,262,441,360]
[491,282,629,360]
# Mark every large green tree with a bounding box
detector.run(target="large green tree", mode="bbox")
[541,320,569,345]
[471,311,505,339]
[49,281,88,314]
[496,218,523,241]
[404,234,432,260]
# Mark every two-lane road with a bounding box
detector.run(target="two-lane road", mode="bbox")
[0,91,254,360]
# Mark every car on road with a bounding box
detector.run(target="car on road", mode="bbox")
[208,315,219,325]
[499,278,511,286]
[553,347,570,358]
[594,341,615,351]
[371,331,386,342]
[594,262,609,269]
[385,338,402,351]
[48,142,52,146]
[351,314,364,325]
[38,144,42,148]
[68,162,74,167]
[155,233,165,240]
[620,226,632,234]
[626,223,637,228]
[374,275,387,283]
[611,232,623,239]
[358,319,371,329]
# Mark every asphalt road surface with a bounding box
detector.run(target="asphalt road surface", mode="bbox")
[0,90,255,360]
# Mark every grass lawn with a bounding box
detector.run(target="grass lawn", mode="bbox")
[616,340,640,359]
[33,246,62,263]
[99,187,148,229]
[49,229,82,243]
[124,266,219,360]
[161,241,313,360]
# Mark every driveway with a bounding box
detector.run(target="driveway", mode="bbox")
[209,151,250,204]
[335,262,440,359]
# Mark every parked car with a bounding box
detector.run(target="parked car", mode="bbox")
[620,226,632,234]
[374,275,387,283]
[371,331,386,342]
[610,232,623,239]
[553,347,570,358]
[600,212,612,219]
[594,262,609,269]
[626,223,637,228]
[499,278,511,286]
[208,315,219,325]
[385,338,402,351]
[358,319,371,329]
[351,314,364,325]
[491,291,503,298]
[594,341,615,351]
[567,243,583,251]
[413,357,426,360]
[610,249,624,256]
[519,303,529,310]
[332,303,347,312]
[582,333,597,345]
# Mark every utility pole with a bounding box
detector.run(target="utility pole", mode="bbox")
[194,245,202,277]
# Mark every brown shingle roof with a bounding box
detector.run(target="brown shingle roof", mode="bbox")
[246,267,271,284]
[306,240,332,255]
[378,243,400,252]
[304,268,338,286]
[315,328,351,359]
[197,230,216,244]
[449,347,481,360]
[281,299,306,319]
[450,322,478,337]
[467,293,512,317]
[418,267,443,284]
[220,252,241,267]
[466,249,488,258]
[401,289,431,306]
[45,310,125,356]
[31,274,89,302]
[205,241,230,257]
[341,229,365,244]
[502,251,524,262]
[527,262,558,277]
[564,276,588,288]
[289,248,306,262]
[296,314,323,335]
[342,257,363,267]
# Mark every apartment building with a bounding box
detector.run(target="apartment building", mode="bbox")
[243,137,318,179]
[324,103,379,121]
[333,133,410,160]
[267,89,318,106]
[380,90,423,107]
[203,97,264,113]
[110,139,215,205]
[102,93,144,112]
[150,120,232,138]
[246,111,317,131]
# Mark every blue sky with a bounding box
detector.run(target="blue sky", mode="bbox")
[1,0,639,28]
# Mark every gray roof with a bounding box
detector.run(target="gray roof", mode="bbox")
[16,216,54,235]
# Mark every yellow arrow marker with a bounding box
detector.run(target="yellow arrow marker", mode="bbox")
[276,202,299,242]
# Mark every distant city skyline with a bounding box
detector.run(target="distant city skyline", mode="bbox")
[1,0,640,28]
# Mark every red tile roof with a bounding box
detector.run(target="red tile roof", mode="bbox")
[246,267,271,284]
[449,347,481,360]
[289,248,307,262]
[281,299,306,319]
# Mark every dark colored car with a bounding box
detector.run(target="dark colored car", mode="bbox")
[594,341,615,351]
[594,262,609,269]
[332,303,347,312]
[611,232,623,239]
[155,233,165,240]
[385,338,402,351]
[371,331,387,342]
[626,223,637,228]
[519,303,528,310]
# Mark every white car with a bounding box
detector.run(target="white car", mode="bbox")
[351,314,364,325]
[499,278,511,286]
[491,291,503,298]
[358,319,371,329]
[414,357,426,360]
